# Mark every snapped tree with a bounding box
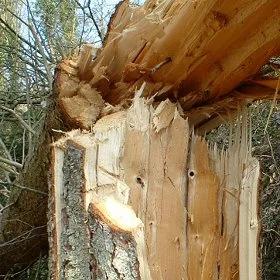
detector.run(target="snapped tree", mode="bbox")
[1,0,280,279]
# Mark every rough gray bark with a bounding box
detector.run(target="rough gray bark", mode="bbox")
[89,209,140,280]
[49,143,91,280]
[61,144,91,279]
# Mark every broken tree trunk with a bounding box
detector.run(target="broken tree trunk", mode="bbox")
[0,0,278,275]
[49,93,189,279]
[49,94,260,279]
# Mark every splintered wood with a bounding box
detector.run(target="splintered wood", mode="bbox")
[55,0,280,134]
[93,0,280,127]
[187,115,260,280]
[49,93,259,279]
[55,45,106,129]
[123,93,189,279]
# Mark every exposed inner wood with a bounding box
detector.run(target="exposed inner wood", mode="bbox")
[186,112,260,280]
[56,62,105,129]
[123,95,189,279]
[239,158,260,280]
[187,136,220,279]
[50,84,261,279]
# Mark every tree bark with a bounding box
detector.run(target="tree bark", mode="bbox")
[49,129,149,280]
[89,206,141,280]
[49,142,91,280]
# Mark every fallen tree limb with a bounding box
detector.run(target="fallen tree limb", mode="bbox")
[91,0,280,114]
[0,156,22,170]
[53,0,280,130]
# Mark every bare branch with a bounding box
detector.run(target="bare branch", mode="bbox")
[75,0,104,43]
[0,182,47,196]
[28,22,53,91]
[0,156,22,169]
[0,105,36,135]
[0,16,43,60]
[0,163,19,175]
[0,137,13,161]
